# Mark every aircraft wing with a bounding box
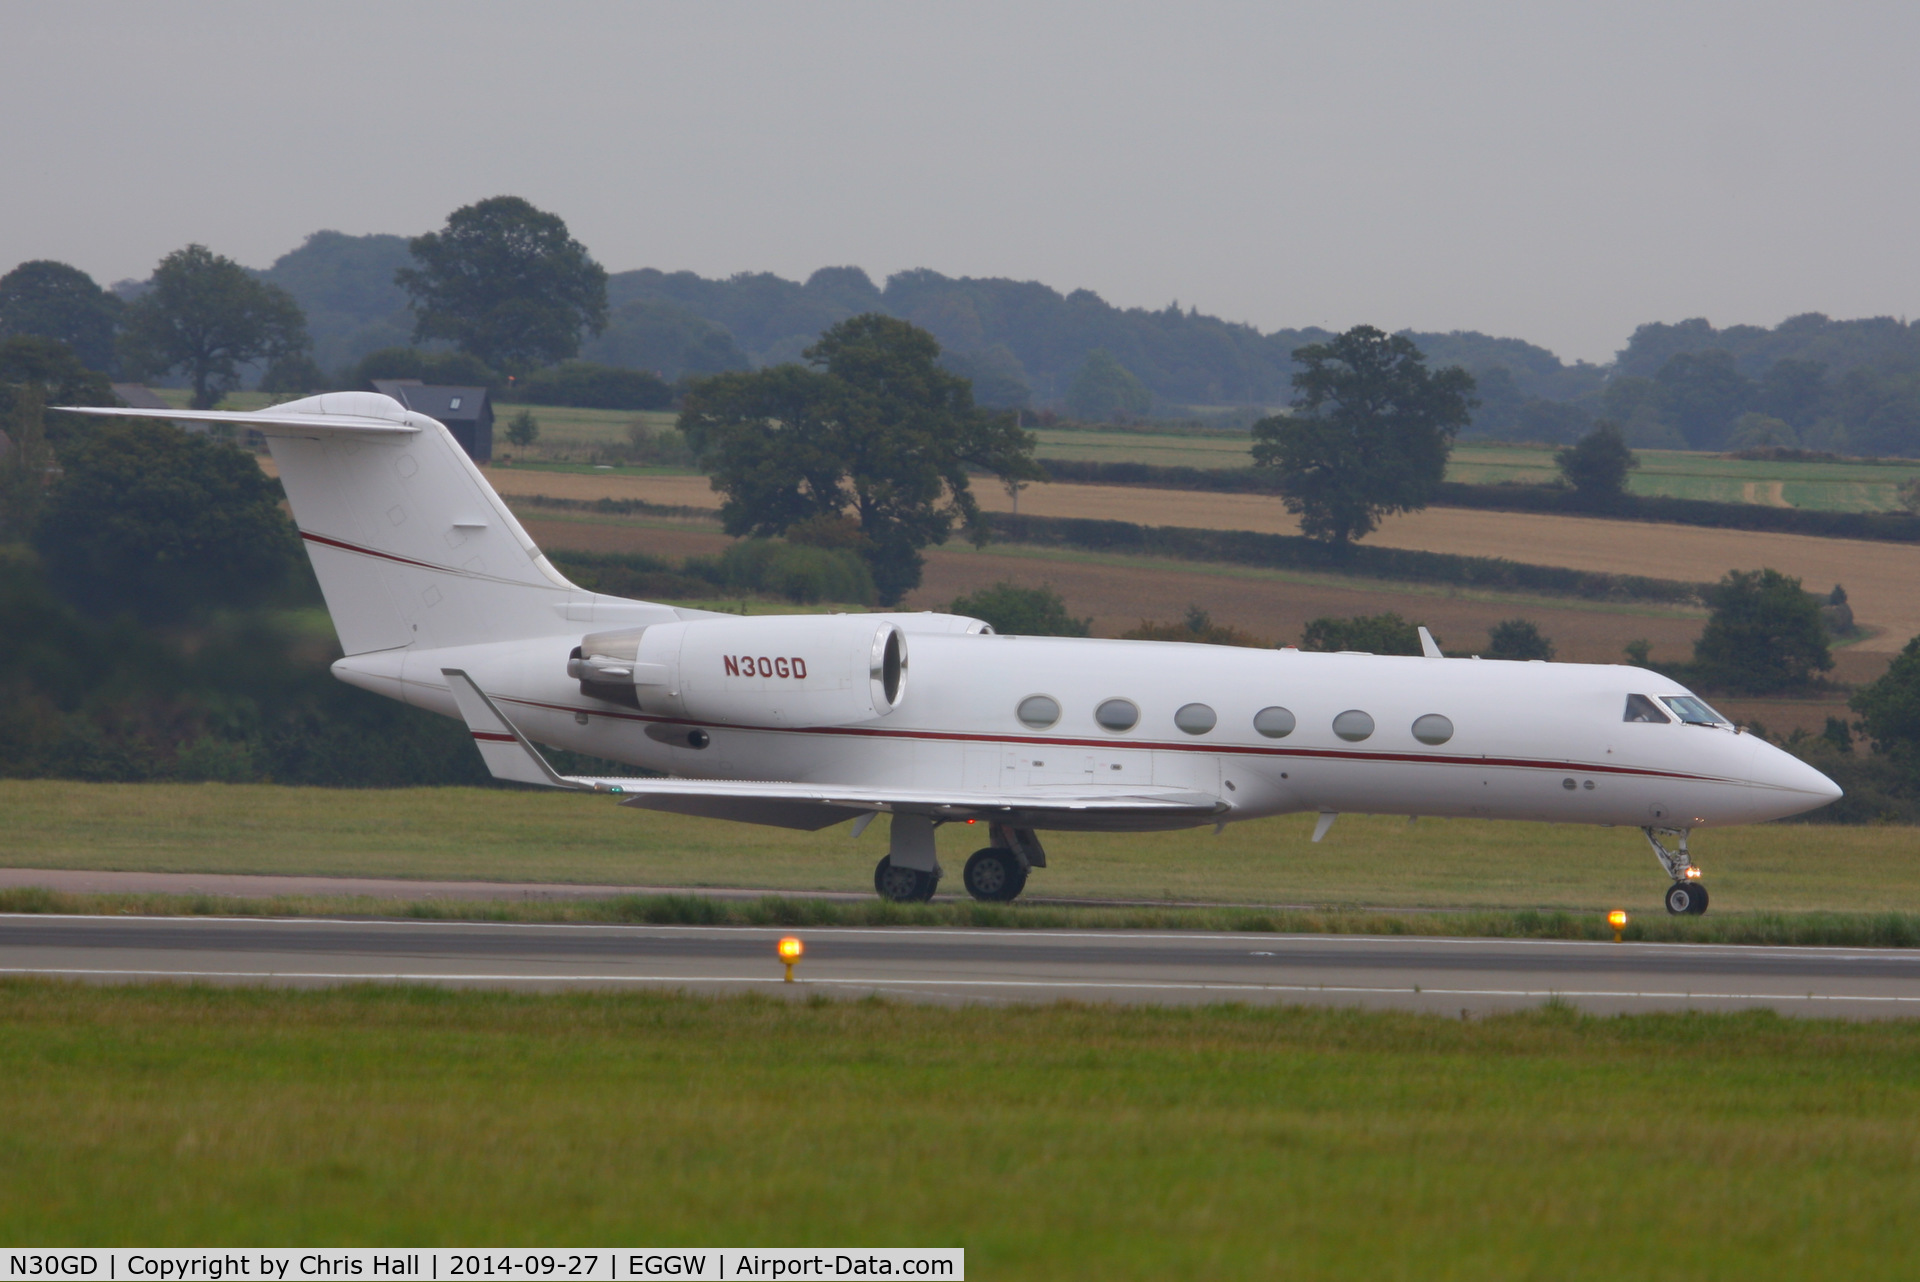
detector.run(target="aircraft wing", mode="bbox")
[443,669,1227,831]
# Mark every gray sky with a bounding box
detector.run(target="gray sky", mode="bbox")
[4,1,1916,364]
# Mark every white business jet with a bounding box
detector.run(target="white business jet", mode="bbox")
[65,393,1841,914]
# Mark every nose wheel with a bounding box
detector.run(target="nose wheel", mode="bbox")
[1644,826,1710,916]
[1664,880,1709,916]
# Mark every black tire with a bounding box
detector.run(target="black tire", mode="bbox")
[1665,881,1704,916]
[874,856,938,903]
[963,847,1030,902]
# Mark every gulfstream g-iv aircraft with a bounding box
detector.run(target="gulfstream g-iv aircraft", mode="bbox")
[64,394,1842,913]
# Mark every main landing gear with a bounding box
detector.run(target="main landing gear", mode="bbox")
[962,825,1046,903]
[871,820,1048,904]
[873,856,940,903]
[1644,826,1709,916]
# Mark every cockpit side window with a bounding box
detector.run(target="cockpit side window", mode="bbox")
[1624,694,1670,723]
[1661,695,1730,726]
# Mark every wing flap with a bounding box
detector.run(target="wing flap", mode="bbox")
[441,669,1229,829]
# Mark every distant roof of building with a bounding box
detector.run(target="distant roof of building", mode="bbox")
[110,383,174,410]
[372,381,490,422]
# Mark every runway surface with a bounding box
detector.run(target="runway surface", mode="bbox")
[4,913,1919,1017]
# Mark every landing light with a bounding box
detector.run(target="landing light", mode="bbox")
[1607,910,1629,943]
[1683,866,1702,880]
[777,935,805,983]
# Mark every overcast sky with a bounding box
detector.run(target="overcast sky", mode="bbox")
[4,1,1916,364]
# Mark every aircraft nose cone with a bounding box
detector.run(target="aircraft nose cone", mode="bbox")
[1747,736,1843,815]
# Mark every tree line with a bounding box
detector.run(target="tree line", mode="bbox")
[16,207,1920,454]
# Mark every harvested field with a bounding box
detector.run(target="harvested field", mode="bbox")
[496,469,1920,651]
[518,514,1712,665]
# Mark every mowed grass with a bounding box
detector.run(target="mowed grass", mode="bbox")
[1,981,1917,1277]
[4,781,1915,917]
[1445,443,1920,512]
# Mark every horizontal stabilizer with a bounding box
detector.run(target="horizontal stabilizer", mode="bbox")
[55,393,421,437]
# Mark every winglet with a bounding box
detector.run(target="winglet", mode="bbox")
[1417,626,1443,659]
[441,669,585,790]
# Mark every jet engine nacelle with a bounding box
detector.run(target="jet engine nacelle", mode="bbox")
[569,614,907,726]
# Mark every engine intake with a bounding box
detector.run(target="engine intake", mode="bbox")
[570,614,908,727]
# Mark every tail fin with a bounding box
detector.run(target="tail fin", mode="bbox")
[59,393,602,654]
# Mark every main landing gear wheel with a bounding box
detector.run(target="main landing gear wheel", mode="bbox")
[1665,881,1709,916]
[874,856,939,903]
[962,847,1030,902]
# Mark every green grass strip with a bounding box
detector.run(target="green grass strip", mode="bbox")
[3,981,1918,1269]
[8,885,1920,947]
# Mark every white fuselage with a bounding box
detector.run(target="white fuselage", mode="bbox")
[337,629,1841,832]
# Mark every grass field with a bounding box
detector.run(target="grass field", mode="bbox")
[203,390,1920,511]
[2,981,1916,1276]
[1450,441,1920,511]
[3,781,1911,917]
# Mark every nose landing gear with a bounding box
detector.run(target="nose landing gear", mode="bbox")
[1644,826,1710,915]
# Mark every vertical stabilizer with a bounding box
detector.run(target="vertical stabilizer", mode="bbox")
[58,394,598,655]
[261,395,587,653]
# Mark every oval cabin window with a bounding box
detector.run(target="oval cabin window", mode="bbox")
[1332,710,1375,742]
[1174,703,1217,735]
[1411,713,1454,745]
[1095,698,1140,732]
[1016,695,1060,729]
[1253,706,1296,739]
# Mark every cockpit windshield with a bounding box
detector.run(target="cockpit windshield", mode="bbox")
[1623,694,1670,723]
[1660,695,1730,726]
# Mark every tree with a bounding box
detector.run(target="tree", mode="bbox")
[397,196,608,374]
[259,353,327,394]
[950,581,1089,636]
[1851,634,1920,768]
[680,314,1042,605]
[352,346,498,392]
[0,260,123,371]
[117,245,310,409]
[1066,349,1151,422]
[1251,326,1474,543]
[1555,420,1638,507]
[1486,618,1555,661]
[515,361,671,410]
[1299,612,1426,655]
[0,335,117,450]
[1691,568,1832,693]
[1654,349,1751,449]
[0,384,56,541]
[505,410,539,448]
[34,420,300,621]
[1123,605,1267,647]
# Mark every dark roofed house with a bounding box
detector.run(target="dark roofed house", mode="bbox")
[110,383,198,434]
[371,380,493,462]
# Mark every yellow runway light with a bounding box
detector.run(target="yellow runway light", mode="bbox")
[778,935,805,983]
[1608,909,1628,943]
